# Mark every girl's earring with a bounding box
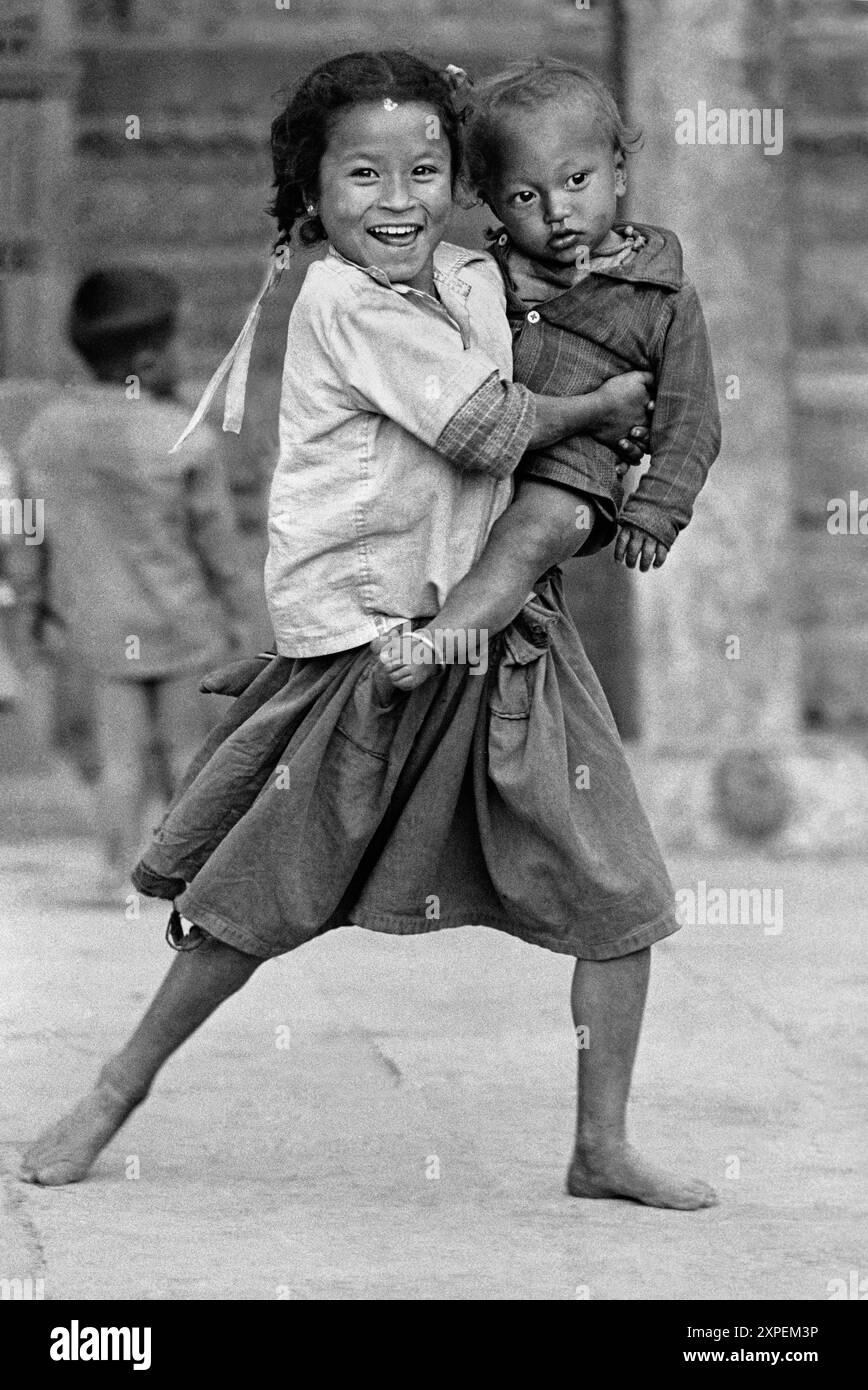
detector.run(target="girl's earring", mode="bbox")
[306,203,317,215]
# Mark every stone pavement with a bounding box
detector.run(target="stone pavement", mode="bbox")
[1,825,865,1301]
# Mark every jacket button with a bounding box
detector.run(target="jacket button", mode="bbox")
[527,310,541,324]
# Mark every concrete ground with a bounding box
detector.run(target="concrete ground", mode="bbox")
[0,773,865,1301]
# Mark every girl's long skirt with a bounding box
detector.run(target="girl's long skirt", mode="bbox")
[132,569,679,961]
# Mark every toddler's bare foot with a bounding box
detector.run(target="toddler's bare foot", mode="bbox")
[19,1076,143,1186]
[567,1140,718,1210]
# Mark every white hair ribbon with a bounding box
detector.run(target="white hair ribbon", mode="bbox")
[170,253,286,453]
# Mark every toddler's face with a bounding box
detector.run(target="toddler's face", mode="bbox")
[485,97,626,268]
[317,101,453,295]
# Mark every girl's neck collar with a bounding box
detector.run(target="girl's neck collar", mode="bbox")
[327,243,442,300]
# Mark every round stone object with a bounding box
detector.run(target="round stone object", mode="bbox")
[711,749,794,841]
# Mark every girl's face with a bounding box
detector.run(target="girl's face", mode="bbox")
[316,101,453,295]
[485,97,626,268]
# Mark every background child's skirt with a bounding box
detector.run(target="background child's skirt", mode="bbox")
[132,570,679,961]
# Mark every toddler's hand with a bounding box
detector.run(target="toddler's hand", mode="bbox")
[369,629,439,695]
[614,524,669,571]
[613,425,651,478]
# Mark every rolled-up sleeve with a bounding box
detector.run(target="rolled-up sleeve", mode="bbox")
[619,282,721,549]
[325,285,536,479]
[434,372,535,477]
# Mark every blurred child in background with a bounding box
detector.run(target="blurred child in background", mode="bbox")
[15,268,254,896]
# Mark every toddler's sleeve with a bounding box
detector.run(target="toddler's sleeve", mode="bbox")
[326,290,536,479]
[619,282,722,549]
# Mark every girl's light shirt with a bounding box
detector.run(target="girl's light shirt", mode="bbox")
[265,241,521,657]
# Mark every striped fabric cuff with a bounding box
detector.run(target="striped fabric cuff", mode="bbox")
[617,500,679,550]
[435,372,536,479]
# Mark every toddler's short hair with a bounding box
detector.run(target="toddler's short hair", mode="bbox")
[463,57,643,193]
[69,267,178,366]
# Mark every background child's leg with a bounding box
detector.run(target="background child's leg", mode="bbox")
[155,669,220,785]
[91,678,151,875]
[568,948,718,1209]
[20,934,261,1185]
[133,672,217,843]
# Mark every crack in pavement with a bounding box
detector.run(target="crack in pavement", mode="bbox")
[669,950,807,1051]
[367,1037,403,1086]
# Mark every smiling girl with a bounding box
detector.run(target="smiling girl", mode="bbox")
[19,52,698,1206]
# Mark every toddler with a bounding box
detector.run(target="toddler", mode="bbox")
[377,57,721,691]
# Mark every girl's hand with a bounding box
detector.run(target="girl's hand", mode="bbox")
[589,372,654,459]
[614,523,669,570]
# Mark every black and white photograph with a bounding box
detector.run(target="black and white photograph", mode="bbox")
[0,0,865,1334]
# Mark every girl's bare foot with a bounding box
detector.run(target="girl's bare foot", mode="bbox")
[567,1140,718,1210]
[19,1076,143,1186]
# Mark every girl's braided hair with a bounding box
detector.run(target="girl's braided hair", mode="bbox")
[270,50,469,250]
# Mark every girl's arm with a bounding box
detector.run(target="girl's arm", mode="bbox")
[374,478,589,692]
[432,369,652,480]
[529,371,652,452]
[330,286,652,478]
